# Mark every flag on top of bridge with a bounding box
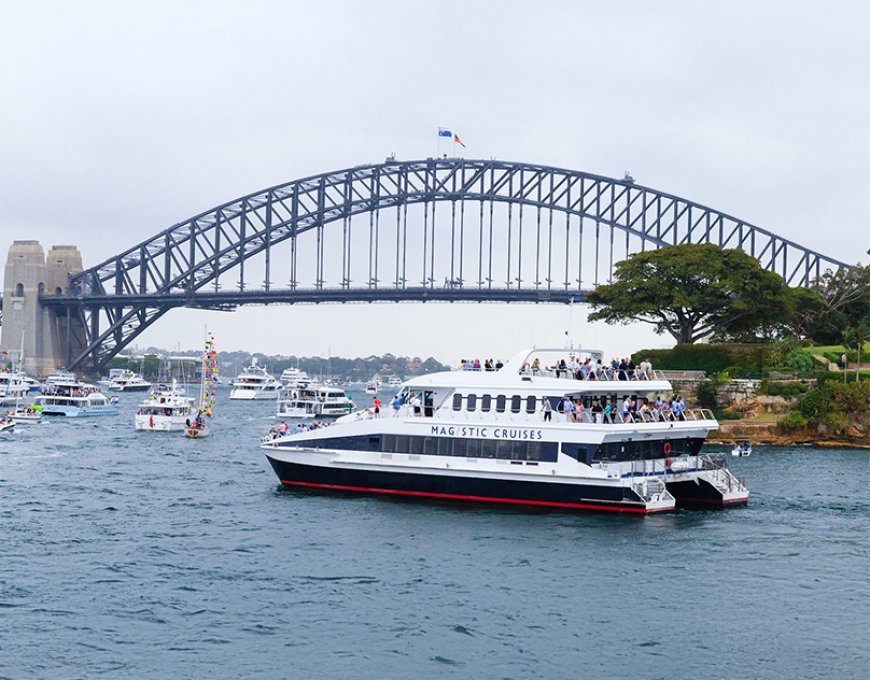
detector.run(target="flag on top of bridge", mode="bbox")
[453,134,466,148]
[438,127,452,137]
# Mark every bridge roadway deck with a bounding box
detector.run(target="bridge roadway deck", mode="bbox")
[39,286,588,309]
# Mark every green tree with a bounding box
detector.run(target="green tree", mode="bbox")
[843,321,870,382]
[585,244,794,344]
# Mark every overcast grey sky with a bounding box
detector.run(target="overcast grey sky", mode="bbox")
[2,1,868,362]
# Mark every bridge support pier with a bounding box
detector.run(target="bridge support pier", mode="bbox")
[1,241,84,376]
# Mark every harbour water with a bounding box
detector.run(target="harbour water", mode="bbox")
[2,390,868,679]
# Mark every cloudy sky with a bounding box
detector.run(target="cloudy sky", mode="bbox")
[2,1,868,363]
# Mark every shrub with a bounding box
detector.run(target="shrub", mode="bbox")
[778,411,808,430]
[760,380,810,397]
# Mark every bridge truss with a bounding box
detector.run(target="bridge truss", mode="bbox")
[41,158,850,371]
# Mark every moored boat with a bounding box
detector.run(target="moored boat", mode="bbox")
[0,417,15,433]
[262,347,749,514]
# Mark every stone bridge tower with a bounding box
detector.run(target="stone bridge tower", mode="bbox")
[0,241,83,376]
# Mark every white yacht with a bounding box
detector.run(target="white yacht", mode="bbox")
[45,370,78,387]
[230,361,282,400]
[34,378,118,417]
[135,383,196,431]
[109,369,152,392]
[387,376,403,388]
[0,371,31,404]
[280,367,310,387]
[262,347,749,514]
[277,384,355,419]
[364,380,379,395]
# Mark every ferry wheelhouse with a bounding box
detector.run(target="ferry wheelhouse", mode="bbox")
[280,367,310,387]
[34,379,119,417]
[261,348,748,514]
[135,383,196,431]
[230,362,282,400]
[277,384,355,419]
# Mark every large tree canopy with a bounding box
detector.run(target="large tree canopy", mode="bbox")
[585,243,794,344]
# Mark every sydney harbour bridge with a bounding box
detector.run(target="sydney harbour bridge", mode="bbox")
[2,157,852,372]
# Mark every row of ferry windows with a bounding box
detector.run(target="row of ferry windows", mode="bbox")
[450,393,635,414]
[381,434,558,461]
[452,393,538,414]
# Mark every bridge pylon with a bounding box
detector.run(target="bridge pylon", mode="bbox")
[1,241,84,377]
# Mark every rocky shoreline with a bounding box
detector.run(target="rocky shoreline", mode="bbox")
[710,419,870,449]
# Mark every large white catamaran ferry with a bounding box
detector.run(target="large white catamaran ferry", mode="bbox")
[261,347,748,514]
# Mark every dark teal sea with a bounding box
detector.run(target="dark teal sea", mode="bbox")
[2,390,869,679]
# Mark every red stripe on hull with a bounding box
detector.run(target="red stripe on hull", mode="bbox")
[279,479,670,514]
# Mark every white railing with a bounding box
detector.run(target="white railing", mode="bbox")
[350,405,717,426]
[521,367,665,382]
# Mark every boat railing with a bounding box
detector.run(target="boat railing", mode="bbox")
[521,367,665,382]
[381,406,718,425]
[698,453,745,493]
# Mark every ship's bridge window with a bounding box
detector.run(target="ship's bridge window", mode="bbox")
[510,395,521,413]
[525,396,536,413]
[495,395,506,413]
[452,393,463,411]
[481,394,492,412]
[466,394,477,411]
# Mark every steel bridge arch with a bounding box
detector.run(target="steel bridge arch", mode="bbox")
[49,158,850,370]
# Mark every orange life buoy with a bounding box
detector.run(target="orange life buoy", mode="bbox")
[663,441,672,455]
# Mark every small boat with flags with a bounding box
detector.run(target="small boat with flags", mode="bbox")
[186,332,219,438]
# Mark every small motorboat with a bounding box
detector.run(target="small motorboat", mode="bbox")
[731,440,752,457]
[8,406,42,424]
[0,418,16,433]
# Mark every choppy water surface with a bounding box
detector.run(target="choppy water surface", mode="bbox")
[2,390,869,679]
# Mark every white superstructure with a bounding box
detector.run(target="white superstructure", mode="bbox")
[230,361,282,400]
[262,347,749,514]
[109,370,152,392]
[0,371,31,404]
[34,379,118,417]
[135,385,196,431]
[277,384,355,419]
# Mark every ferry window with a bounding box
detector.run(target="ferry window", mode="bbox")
[528,442,542,461]
[382,435,396,452]
[466,438,481,458]
[510,441,525,460]
[481,395,492,412]
[395,435,410,453]
[409,436,424,455]
[525,396,536,413]
[511,395,521,413]
[466,394,477,411]
[481,439,497,458]
[437,437,452,456]
[495,395,506,413]
[450,438,467,457]
[452,393,463,411]
[423,437,437,455]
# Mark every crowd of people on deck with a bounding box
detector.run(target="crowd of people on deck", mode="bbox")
[265,420,333,440]
[457,354,655,381]
[524,355,654,382]
[542,393,689,424]
[459,359,505,372]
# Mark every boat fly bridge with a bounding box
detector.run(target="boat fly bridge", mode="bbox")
[261,348,748,513]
